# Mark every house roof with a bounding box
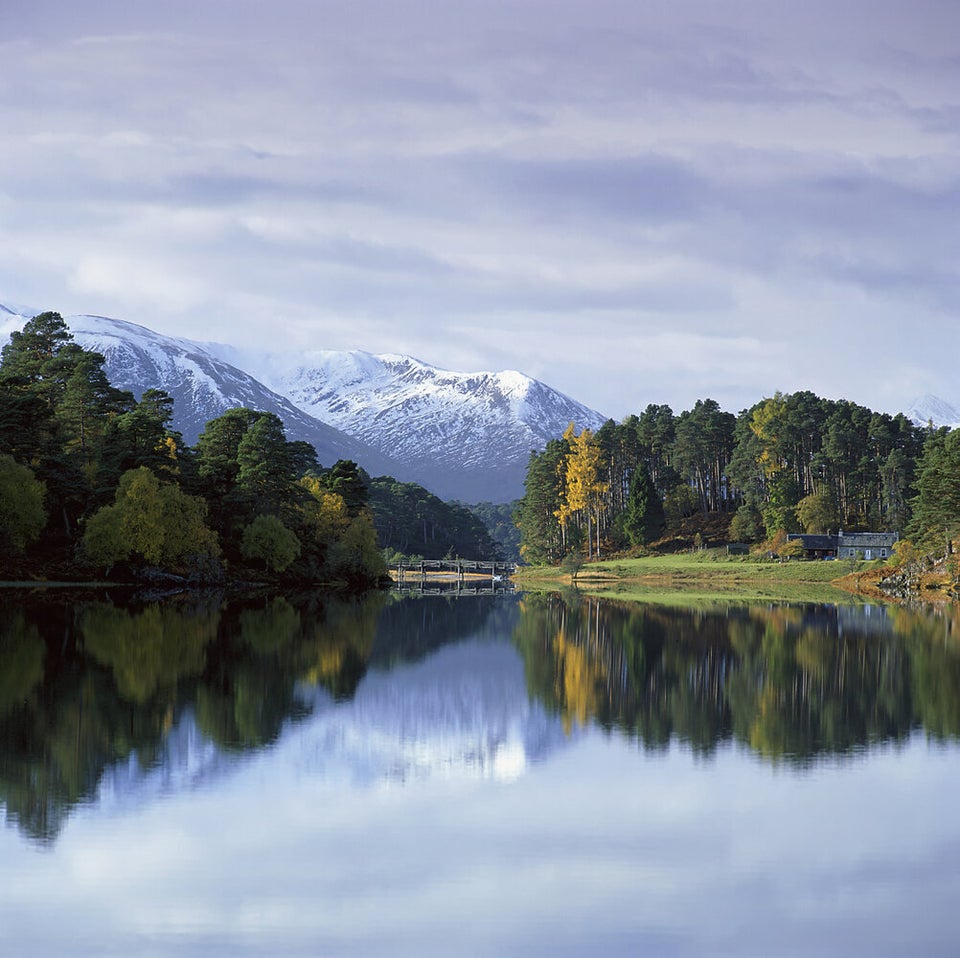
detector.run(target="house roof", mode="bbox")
[787,534,836,550]
[838,532,899,546]
[787,532,899,550]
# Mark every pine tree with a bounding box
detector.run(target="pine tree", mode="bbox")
[622,461,665,547]
[236,413,293,510]
[515,439,566,564]
[0,312,131,535]
[323,460,369,516]
[909,428,960,553]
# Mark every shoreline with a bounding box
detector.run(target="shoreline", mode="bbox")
[513,552,958,606]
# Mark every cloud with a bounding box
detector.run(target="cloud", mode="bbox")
[0,0,957,420]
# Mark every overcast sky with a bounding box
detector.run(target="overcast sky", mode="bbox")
[1,0,958,419]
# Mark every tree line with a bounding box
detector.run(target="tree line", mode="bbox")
[368,478,500,562]
[516,392,960,564]
[514,592,960,760]
[0,312,393,584]
[0,311,508,583]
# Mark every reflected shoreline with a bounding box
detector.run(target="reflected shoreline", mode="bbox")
[2,589,959,845]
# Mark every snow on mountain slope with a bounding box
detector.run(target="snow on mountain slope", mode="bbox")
[2,302,607,502]
[246,349,609,502]
[907,394,960,430]
[96,638,568,813]
[0,305,397,476]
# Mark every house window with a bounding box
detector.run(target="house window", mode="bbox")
[881,548,887,558]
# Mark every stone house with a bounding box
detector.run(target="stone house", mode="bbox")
[786,531,899,560]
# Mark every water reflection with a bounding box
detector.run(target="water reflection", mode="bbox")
[0,591,537,844]
[0,591,372,843]
[2,589,960,845]
[517,593,960,762]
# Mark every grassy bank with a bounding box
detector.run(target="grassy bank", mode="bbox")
[514,550,886,604]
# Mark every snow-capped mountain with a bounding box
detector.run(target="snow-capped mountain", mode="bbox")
[907,394,960,430]
[0,305,397,477]
[2,303,609,502]
[239,349,608,502]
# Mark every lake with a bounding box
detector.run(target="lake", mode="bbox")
[2,587,959,957]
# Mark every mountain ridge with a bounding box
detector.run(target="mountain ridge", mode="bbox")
[0,307,400,480]
[0,304,609,502]
[233,346,608,500]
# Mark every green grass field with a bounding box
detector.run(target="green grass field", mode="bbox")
[514,550,883,604]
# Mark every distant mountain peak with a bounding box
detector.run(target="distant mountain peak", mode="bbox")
[907,394,960,429]
[247,348,607,501]
[0,301,607,502]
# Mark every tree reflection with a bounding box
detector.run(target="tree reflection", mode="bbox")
[82,600,218,703]
[514,594,735,751]
[238,597,301,654]
[0,611,44,719]
[195,597,307,751]
[3,590,960,845]
[299,593,384,699]
[0,591,385,843]
[368,594,507,668]
[514,594,960,764]
[902,605,960,739]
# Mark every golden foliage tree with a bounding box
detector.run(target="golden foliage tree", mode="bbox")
[557,423,609,558]
[82,466,219,570]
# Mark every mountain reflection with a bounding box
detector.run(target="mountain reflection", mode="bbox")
[0,591,523,844]
[2,589,960,844]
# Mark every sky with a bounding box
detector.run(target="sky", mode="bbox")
[1,0,958,421]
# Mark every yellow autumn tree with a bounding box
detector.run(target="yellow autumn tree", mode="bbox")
[297,476,386,581]
[553,424,575,554]
[558,423,608,559]
[298,477,352,545]
[750,393,788,479]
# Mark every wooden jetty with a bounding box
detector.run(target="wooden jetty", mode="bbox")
[392,558,516,589]
[393,579,514,597]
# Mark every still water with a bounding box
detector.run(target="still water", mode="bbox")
[1,588,959,956]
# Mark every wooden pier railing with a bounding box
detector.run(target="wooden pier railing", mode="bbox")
[392,558,516,587]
